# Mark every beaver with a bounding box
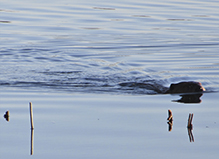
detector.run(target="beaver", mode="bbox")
[165,81,205,94]
[119,81,205,94]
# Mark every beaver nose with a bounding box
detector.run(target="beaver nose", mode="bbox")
[200,86,206,91]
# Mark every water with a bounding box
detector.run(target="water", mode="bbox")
[1,1,219,158]
[1,90,219,159]
[1,0,219,94]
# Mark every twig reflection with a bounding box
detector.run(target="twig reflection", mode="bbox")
[167,110,173,132]
[167,121,173,132]
[167,110,195,142]
[30,128,34,155]
[187,113,194,142]
[29,102,34,155]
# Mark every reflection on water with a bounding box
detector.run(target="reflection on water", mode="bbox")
[187,113,194,142]
[2,103,35,155]
[2,105,35,155]
[1,90,219,158]
[167,109,173,132]
[29,102,34,155]
[172,93,203,104]
[2,90,219,159]
[2,0,217,155]
[167,110,195,142]
[2,100,198,157]
[187,128,194,142]
[30,129,34,155]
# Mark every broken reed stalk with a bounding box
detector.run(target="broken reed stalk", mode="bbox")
[29,102,34,130]
[167,109,173,121]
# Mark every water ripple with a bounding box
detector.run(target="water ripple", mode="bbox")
[1,0,219,94]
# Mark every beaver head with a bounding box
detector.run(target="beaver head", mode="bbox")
[165,81,205,94]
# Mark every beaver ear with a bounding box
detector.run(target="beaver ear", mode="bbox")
[169,84,175,90]
[165,84,175,93]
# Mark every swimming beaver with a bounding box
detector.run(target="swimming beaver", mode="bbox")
[165,81,205,94]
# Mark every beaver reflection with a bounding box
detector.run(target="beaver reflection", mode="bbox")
[173,93,203,103]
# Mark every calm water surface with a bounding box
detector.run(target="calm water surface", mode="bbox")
[1,0,219,158]
[1,90,219,159]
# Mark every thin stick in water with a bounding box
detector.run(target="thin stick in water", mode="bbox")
[29,102,34,129]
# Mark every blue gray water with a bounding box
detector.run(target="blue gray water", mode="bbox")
[1,0,219,94]
[1,1,219,159]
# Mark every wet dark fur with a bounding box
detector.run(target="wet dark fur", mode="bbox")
[165,81,205,94]
[119,81,205,94]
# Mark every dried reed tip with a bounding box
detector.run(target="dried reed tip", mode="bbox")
[167,109,173,121]
[4,111,10,122]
